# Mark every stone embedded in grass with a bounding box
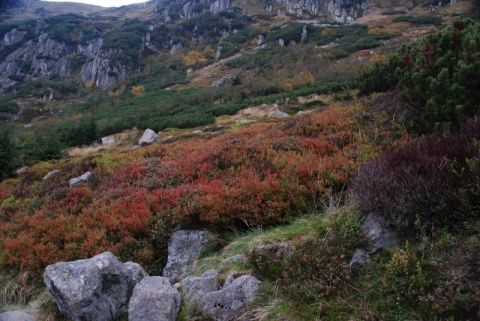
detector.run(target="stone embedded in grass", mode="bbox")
[349,248,371,268]
[101,135,116,145]
[361,214,398,254]
[43,169,60,180]
[220,254,247,267]
[138,128,159,146]
[68,171,91,187]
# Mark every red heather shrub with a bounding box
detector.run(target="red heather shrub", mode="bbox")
[1,105,378,274]
[353,118,480,237]
[0,183,11,202]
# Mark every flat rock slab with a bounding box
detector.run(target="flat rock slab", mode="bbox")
[0,311,35,321]
[163,229,215,283]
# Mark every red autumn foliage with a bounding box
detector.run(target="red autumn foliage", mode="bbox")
[0,105,378,275]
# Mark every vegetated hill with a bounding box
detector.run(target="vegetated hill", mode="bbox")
[0,1,480,320]
[0,0,471,165]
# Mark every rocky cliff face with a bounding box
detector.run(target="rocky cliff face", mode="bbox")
[0,20,149,93]
[265,0,367,22]
[154,0,234,20]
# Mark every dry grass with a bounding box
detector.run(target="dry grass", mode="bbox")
[67,129,140,157]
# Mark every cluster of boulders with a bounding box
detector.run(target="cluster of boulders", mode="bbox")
[37,229,261,321]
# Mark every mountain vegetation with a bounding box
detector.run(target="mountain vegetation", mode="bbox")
[0,0,479,319]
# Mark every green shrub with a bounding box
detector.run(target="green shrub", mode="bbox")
[357,19,480,133]
[393,15,442,25]
[382,10,407,15]
[281,229,361,303]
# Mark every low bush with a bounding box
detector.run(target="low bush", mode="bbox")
[393,15,443,25]
[382,10,407,15]
[353,118,480,238]
[281,216,364,303]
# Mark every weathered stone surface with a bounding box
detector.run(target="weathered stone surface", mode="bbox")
[128,276,181,321]
[257,34,265,45]
[69,171,92,187]
[198,275,261,321]
[349,249,371,268]
[203,125,225,132]
[138,128,159,146]
[221,255,247,267]
[163,230,215,283]
[210,73,234,87]
[43,169,60,180]
[101,136,116,145]
[301,26,308,42]
[182,269,220,305]
[44,252,147,321]
[15,166,29,174]
[0,311,35,321]
[170,42,183,55]
[273,111,290,119]
[361,214,398,253]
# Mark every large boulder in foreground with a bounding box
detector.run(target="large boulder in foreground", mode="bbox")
[44,252,147,321]
[0,311,35,321]
[162,229,215,283]
[128,276,181,321]
[198,275,261,321]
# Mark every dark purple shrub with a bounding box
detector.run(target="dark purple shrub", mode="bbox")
[353,119,480,237]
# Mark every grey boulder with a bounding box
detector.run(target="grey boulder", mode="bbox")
[138,129,158,146]
[182,269,220,305]
[128,276,181,321]
[163,229,215,283]
[44,252,147,321]
[198,275,261,321]
[0,311,35,321]
[349,249,371,268]
[361,214,398,253]
[69,171,92,187]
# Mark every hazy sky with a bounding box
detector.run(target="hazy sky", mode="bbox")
[42,0,149,8]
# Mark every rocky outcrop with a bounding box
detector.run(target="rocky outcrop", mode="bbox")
[128,276,181,321]
[2,29,28,47]
[155,0,233,20]
[328,0,367,23]
[44,252,147,321]
[265,0,367,22]
[162,229,215,283]
[0,311,35,321]
[0,22,137,92]
[198,275,262,321]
